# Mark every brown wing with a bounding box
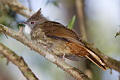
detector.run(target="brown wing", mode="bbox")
[40,21,88,56]
[39,21,108,70]
[40,21,81,41]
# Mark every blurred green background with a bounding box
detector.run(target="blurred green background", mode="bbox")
[0,0,120,80]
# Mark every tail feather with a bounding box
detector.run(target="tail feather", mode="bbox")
[85,49,108,70]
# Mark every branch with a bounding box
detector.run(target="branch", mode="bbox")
[75,0,93,78]
[0,24,90,80]
[1,0,120,78]
[75,0,120,74]
[0,42,38,80]
[75,0,87,40]
[0,1,90,80]
[0,0,34,18]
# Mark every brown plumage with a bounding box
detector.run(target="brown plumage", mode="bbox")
[31,21,108,70]
[22,9,108,70]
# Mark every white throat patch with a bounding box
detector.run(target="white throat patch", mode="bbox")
[24,24,32,34]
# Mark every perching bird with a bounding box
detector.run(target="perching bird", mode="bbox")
[20,9,108,70]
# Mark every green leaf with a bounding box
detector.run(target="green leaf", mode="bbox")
[52,1,59,7]
[46,0,59,7]
[115,31,120,38]
[67,15,76,29]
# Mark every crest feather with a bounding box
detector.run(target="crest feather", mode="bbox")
[26,8,46,22]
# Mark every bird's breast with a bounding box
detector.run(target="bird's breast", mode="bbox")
[24,24,32,34]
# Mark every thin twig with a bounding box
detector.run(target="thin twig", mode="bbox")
[0,24,90,80]
[0,43,38,80]
[75,0,93,78]
[27,0,33,10]
[75,0,87,40]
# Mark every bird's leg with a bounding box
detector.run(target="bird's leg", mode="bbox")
[62,53,66,60]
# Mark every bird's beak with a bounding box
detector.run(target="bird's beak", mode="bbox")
[18,22,26,27]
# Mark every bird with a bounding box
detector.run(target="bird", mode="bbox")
[20,9,108,70]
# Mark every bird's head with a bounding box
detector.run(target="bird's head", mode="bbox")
[19,8,47,34]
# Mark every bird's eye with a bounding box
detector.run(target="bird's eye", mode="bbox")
[31,22,34,24]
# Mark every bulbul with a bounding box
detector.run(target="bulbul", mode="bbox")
[20,9,108,70]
